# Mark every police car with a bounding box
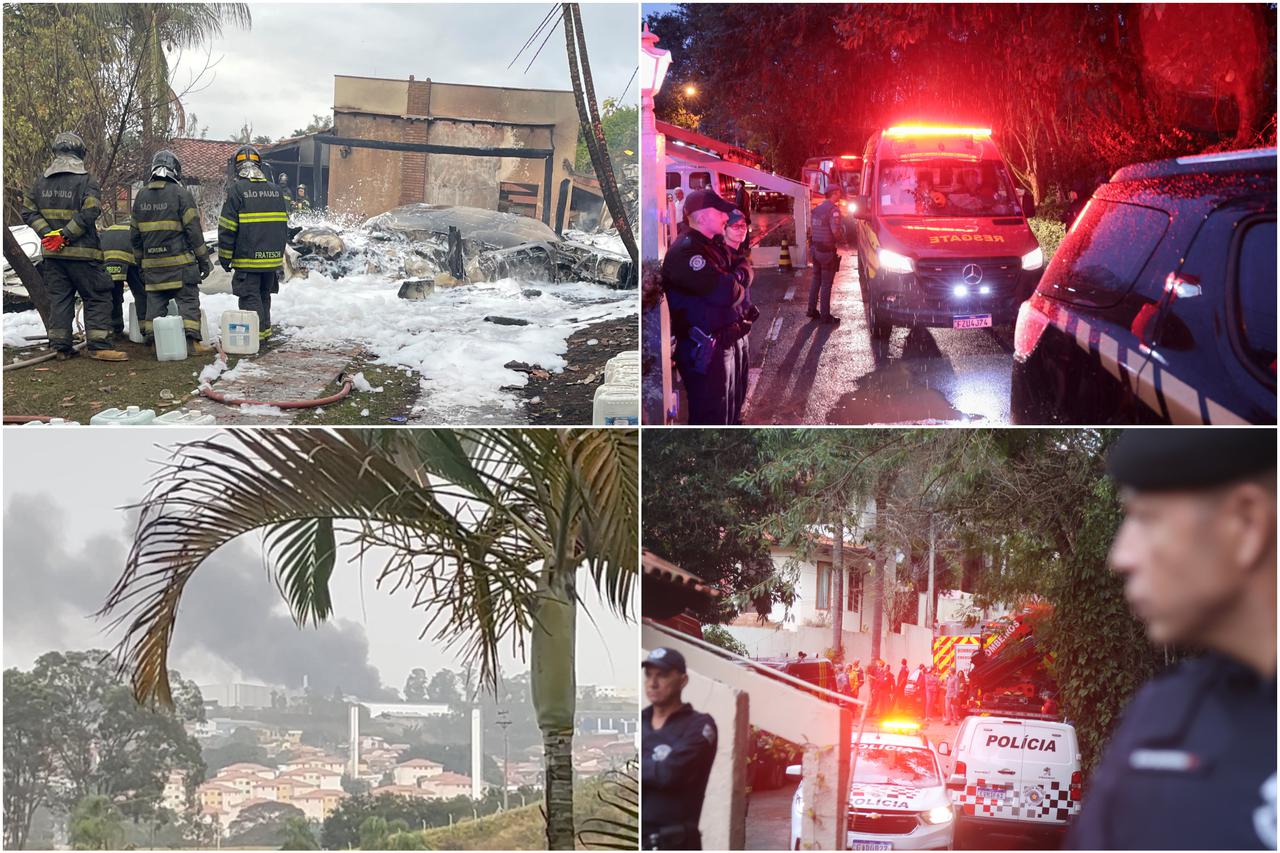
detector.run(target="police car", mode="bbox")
[944,715,1081,847]
[1011,147,1276,425]
[789,722,955,850]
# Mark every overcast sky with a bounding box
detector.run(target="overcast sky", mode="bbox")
[171,2,639,141]
[3,429,638,698]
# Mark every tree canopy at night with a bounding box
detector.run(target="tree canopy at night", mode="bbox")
[647,3,1277,202]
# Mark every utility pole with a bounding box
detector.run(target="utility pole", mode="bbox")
[927,514,936,628]
[496,708,512,811]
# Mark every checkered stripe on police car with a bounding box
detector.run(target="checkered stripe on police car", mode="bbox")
[1032,780,1078,822]
[960,781,1020,818]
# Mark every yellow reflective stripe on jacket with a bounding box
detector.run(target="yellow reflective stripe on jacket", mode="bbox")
[62,218,85,238]
[182,207,200,224]
[231,257,283,269]
[102,249,135,264]
[218,216,239,231]
[39,208,78,219]
[144,279,183,292]
[136,219,184,232]
[218,247,234,258]
[30,217,52,234]
[238,212,289,222]
[51,246,103,261]
[140,252,196,268]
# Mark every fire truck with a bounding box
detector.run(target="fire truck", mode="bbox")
[933,603,1061,721]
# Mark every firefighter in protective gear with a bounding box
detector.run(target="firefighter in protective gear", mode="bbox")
[100,216,146,339]
[20,131,128,361]
[130,149,213,355]
[218,145,289,340]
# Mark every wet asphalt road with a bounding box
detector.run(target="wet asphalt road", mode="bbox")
[742,250,1016,425]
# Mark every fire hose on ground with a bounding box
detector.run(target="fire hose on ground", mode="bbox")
[198,372,353,409]
[3,341,87,371]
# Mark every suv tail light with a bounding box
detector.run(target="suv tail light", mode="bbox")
[1070,770,1082,801]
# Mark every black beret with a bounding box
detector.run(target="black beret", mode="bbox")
[1107,429,1276,492]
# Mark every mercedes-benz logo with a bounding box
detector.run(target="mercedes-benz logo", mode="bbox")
[962,263,983,285]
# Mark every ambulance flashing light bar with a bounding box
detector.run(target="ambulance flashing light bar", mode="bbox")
[885,125,992,139]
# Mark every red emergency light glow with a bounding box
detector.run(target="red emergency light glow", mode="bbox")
[886,125,992,138]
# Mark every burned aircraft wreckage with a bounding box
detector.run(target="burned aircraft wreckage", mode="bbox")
[288,204,635,297]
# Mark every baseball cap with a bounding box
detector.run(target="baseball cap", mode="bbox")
[642,647,687,673]
[684,189,737,217]
[1107,429,1276,492]
[726,209,747,227]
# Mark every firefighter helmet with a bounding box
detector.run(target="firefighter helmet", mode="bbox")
[51,132,86,159]
[233,145,265,179]
[150,149,182,182]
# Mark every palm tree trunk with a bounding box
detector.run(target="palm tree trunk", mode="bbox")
[562,3,638,268]
[532,567,577,849]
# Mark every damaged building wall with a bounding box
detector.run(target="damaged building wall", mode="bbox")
[327,76,579,230]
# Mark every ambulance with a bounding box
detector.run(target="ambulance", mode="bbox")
[789,722,955,850]
[944,715,1082,846]
[850,125,1045,341]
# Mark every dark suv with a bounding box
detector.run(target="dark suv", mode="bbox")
[1012,148,1276,424]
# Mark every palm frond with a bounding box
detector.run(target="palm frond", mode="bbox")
[98,429,543,706]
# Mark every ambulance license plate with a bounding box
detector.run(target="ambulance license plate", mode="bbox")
[977,786,1010,800]
[851,842,892,851]
[953,314,993,329]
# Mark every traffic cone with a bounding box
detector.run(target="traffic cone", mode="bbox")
[778,239,792,271]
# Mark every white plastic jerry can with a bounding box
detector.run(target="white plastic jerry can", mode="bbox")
[592,383,639,426]
[152,314,188,361]
[153,408,217,425]
[89,405,157,426]
[221,309,260,355]
[128,302,145,343]
[200,309,213,344]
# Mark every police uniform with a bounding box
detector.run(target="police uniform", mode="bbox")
[1068,429,1277,850]
[20,145,117,354]
[660,190,751,425]
[218,158,289,338]
[641,648,718,851]
[807,195,844,321]
[100,223,146,336]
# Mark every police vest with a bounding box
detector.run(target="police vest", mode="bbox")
[99,224,137,282]
[130,179,209,291]
[218,178,289,270]
[811,200,841,248]
[21,171,104,261]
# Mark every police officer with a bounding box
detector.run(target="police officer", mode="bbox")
[1068,429,1276,850]
[807,185,845,323]
[130,150,213,354]
[100,215,146,340]
[660,188,752,425]
[218,145,289,341]
[642,647,717,850]
[20,132,128,361]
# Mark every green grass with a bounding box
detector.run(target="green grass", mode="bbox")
[416,777,628,851]
[3,340,420,425]
[293,357,421,425]
[2,337,206,423]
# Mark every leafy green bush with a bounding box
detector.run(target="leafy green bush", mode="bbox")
[701,625,749,657]
[1029,217,1068,263]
